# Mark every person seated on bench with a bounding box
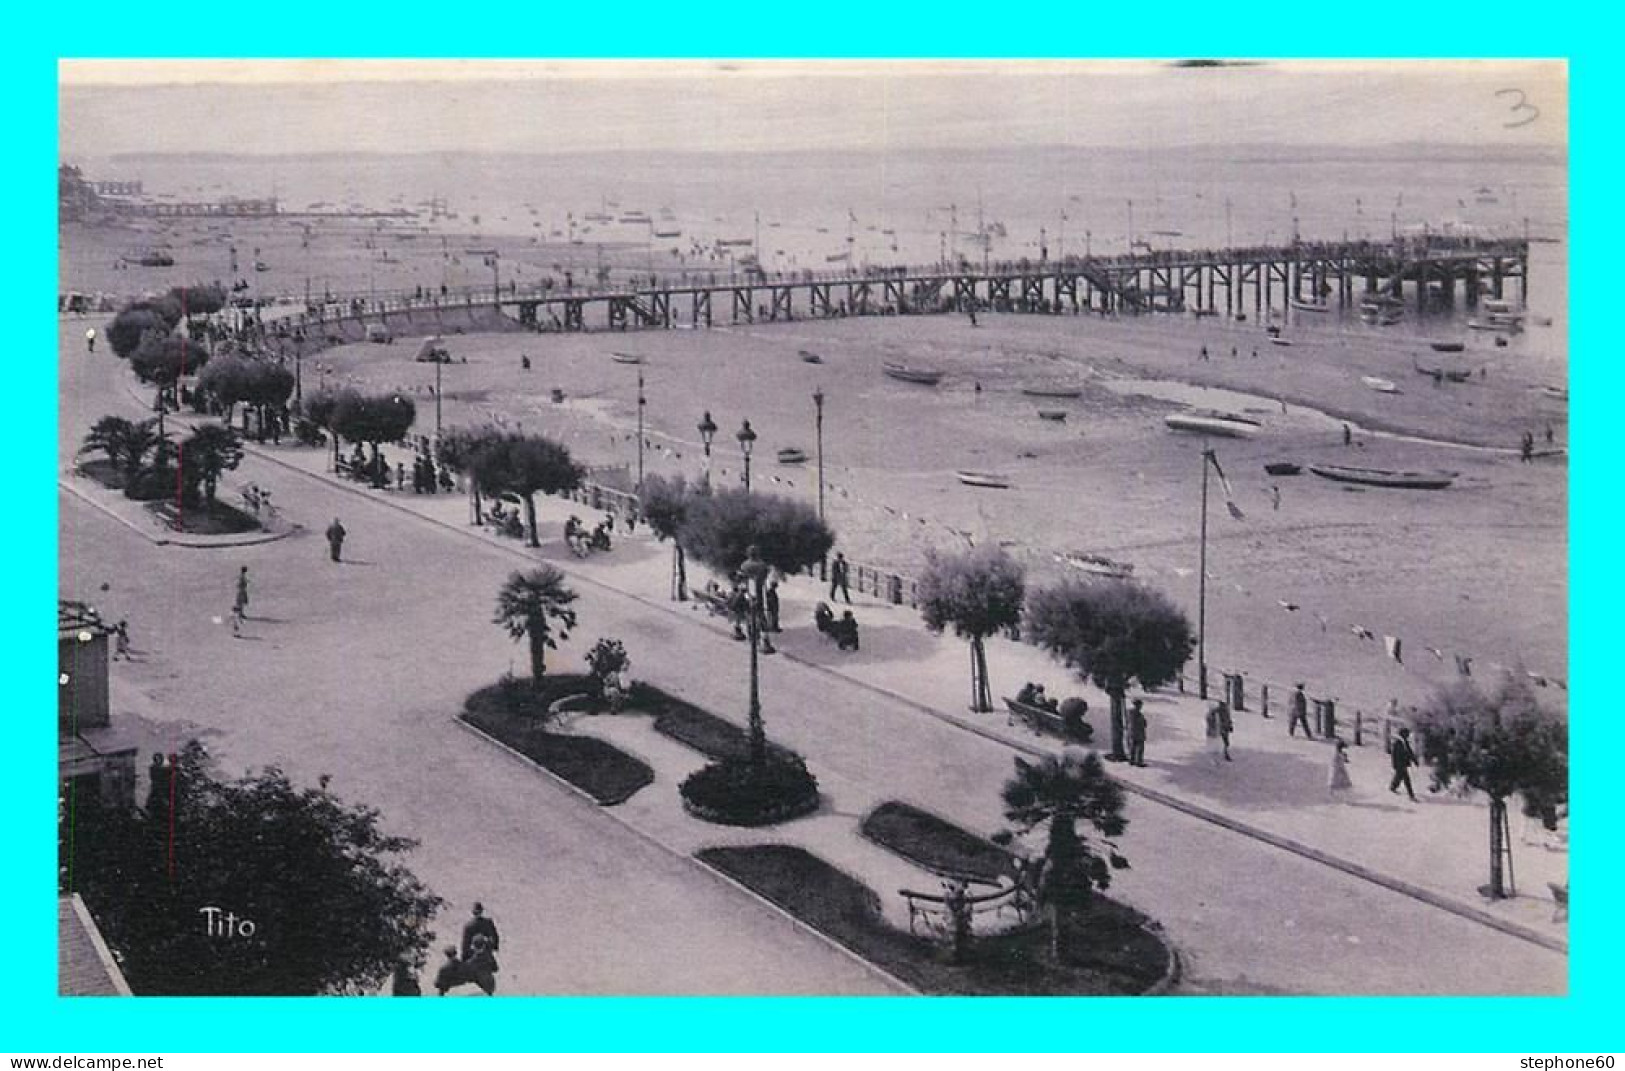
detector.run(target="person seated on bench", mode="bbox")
[814,601,836,637]
[1016,681,1042,707]
[835,610,860,652]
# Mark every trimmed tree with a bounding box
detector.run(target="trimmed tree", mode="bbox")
[678,486,834,579]
[1024,578,1195,762]
[917,546,1026,712]
[470,432,584,547]
[80,415,161,481]
[59,741,443,995]
[331,392,417,487]
[303,386,359,470]
[1413,674,1568,899]
[130,334,210,399]
[638,474,699,600]
[105,306,169,359]
[169,283,227,318]
[178,424,244,505]
[1001,749,1129,962]
[494,566,579,686]
[436,424,500,526]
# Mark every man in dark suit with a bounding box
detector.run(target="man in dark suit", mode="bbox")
[1389,727,1419,801]
[460,902,500,960]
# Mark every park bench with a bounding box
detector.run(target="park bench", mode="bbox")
[695,588,733,619]
[1003,696,1093,743]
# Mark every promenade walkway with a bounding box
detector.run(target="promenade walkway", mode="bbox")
[61,332,1568,994]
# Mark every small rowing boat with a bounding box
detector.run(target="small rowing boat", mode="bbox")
[1290,298,1330,313]
[1037,410,1068,422]
[1263,462,1301,476]
[883,361,945,386]
[1269,337,1294,347]
[956,470,1011,489]
[777,448,809,465]
[1164,410,1262,439]
[1430,341,1466,353]
[1020,386,1084,399]
[1361,376,1400,394]
[610,353,643,365]
[1309,463,1457,490]
[1057,552,1134,579]
[798,349,824,364]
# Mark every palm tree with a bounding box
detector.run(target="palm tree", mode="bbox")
[493,567,579,686]
[80,415,161,481]
[180,424,244,505]
[1000,749,1128,961]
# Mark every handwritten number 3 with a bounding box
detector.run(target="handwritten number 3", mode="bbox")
[1496,88,1540,128]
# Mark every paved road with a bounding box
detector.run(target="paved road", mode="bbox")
[59,326,1566,994]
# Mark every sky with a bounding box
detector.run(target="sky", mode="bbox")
[58,60,1568,158]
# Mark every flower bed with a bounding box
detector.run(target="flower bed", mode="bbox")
[698,844,1172,995]
[859,801,1014,885]
[461,675,651,805]
[679,753,820,826]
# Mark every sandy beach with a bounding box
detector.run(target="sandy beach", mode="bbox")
[60,189,1568,724]
[265,292,1565,724]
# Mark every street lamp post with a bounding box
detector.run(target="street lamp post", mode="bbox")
[434,352,443,438]
[813,388,827,581]
[1197,446,1212,700]
[636,371,647,491]
[740,544,773,766]
[697,410,717,484]
[293,332,304,408]
[736,419,757,492]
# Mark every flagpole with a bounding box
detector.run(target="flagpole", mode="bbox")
[1199,445,1211,700]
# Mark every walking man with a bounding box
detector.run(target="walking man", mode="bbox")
[85,328,96,353]
[461,902,500,960]
[764,580,781,633]
[1127,699,1148,767]
[232,566,250,633]
[829,552,852,605]
[1389,726,1420,801]
[325,517,347,562]
[1288,682,1314,738]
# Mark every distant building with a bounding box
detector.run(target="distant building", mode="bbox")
[58,600,137,808]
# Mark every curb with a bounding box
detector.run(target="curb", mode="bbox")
[60,476,304,549]
[240,438,1569,959]
[453,717,915,995]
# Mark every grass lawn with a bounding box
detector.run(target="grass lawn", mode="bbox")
[76,458,129,490]
[643,689,793,763]
[462,676,653,805]
[698,844,1170,996]
[860,801,1014,885]
[148,498,262,535]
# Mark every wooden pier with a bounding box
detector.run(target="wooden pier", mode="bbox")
[287,235,1530,337]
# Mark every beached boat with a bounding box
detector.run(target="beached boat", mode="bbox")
[883,362,945,386]
[1037,410,1068,422]
[1057,552,1135,579]
[798,350,824,364]
[1164,411,1262,439]
[1263,462,1302,476]
[1540,385,1568,401]
[1309,464,1457,490]
[956,470,1012,489]
[1290,298,1330,313]
[1020,386,1084,399]
[1361,376,1400,394]
[610,353,643,365]
[137,250,174,267]
[777,448,809,465]
[653,229,682,239]
[1269,337,1294,347]
[1430,341,1467,353]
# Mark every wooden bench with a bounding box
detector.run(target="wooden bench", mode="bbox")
[695,589,733,619]
[1003,697,1093,743]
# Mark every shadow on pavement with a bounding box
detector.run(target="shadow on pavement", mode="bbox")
[1144,746,1339,811]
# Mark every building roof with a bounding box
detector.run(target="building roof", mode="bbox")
[59,894,132,996]
[59,600,115,642]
